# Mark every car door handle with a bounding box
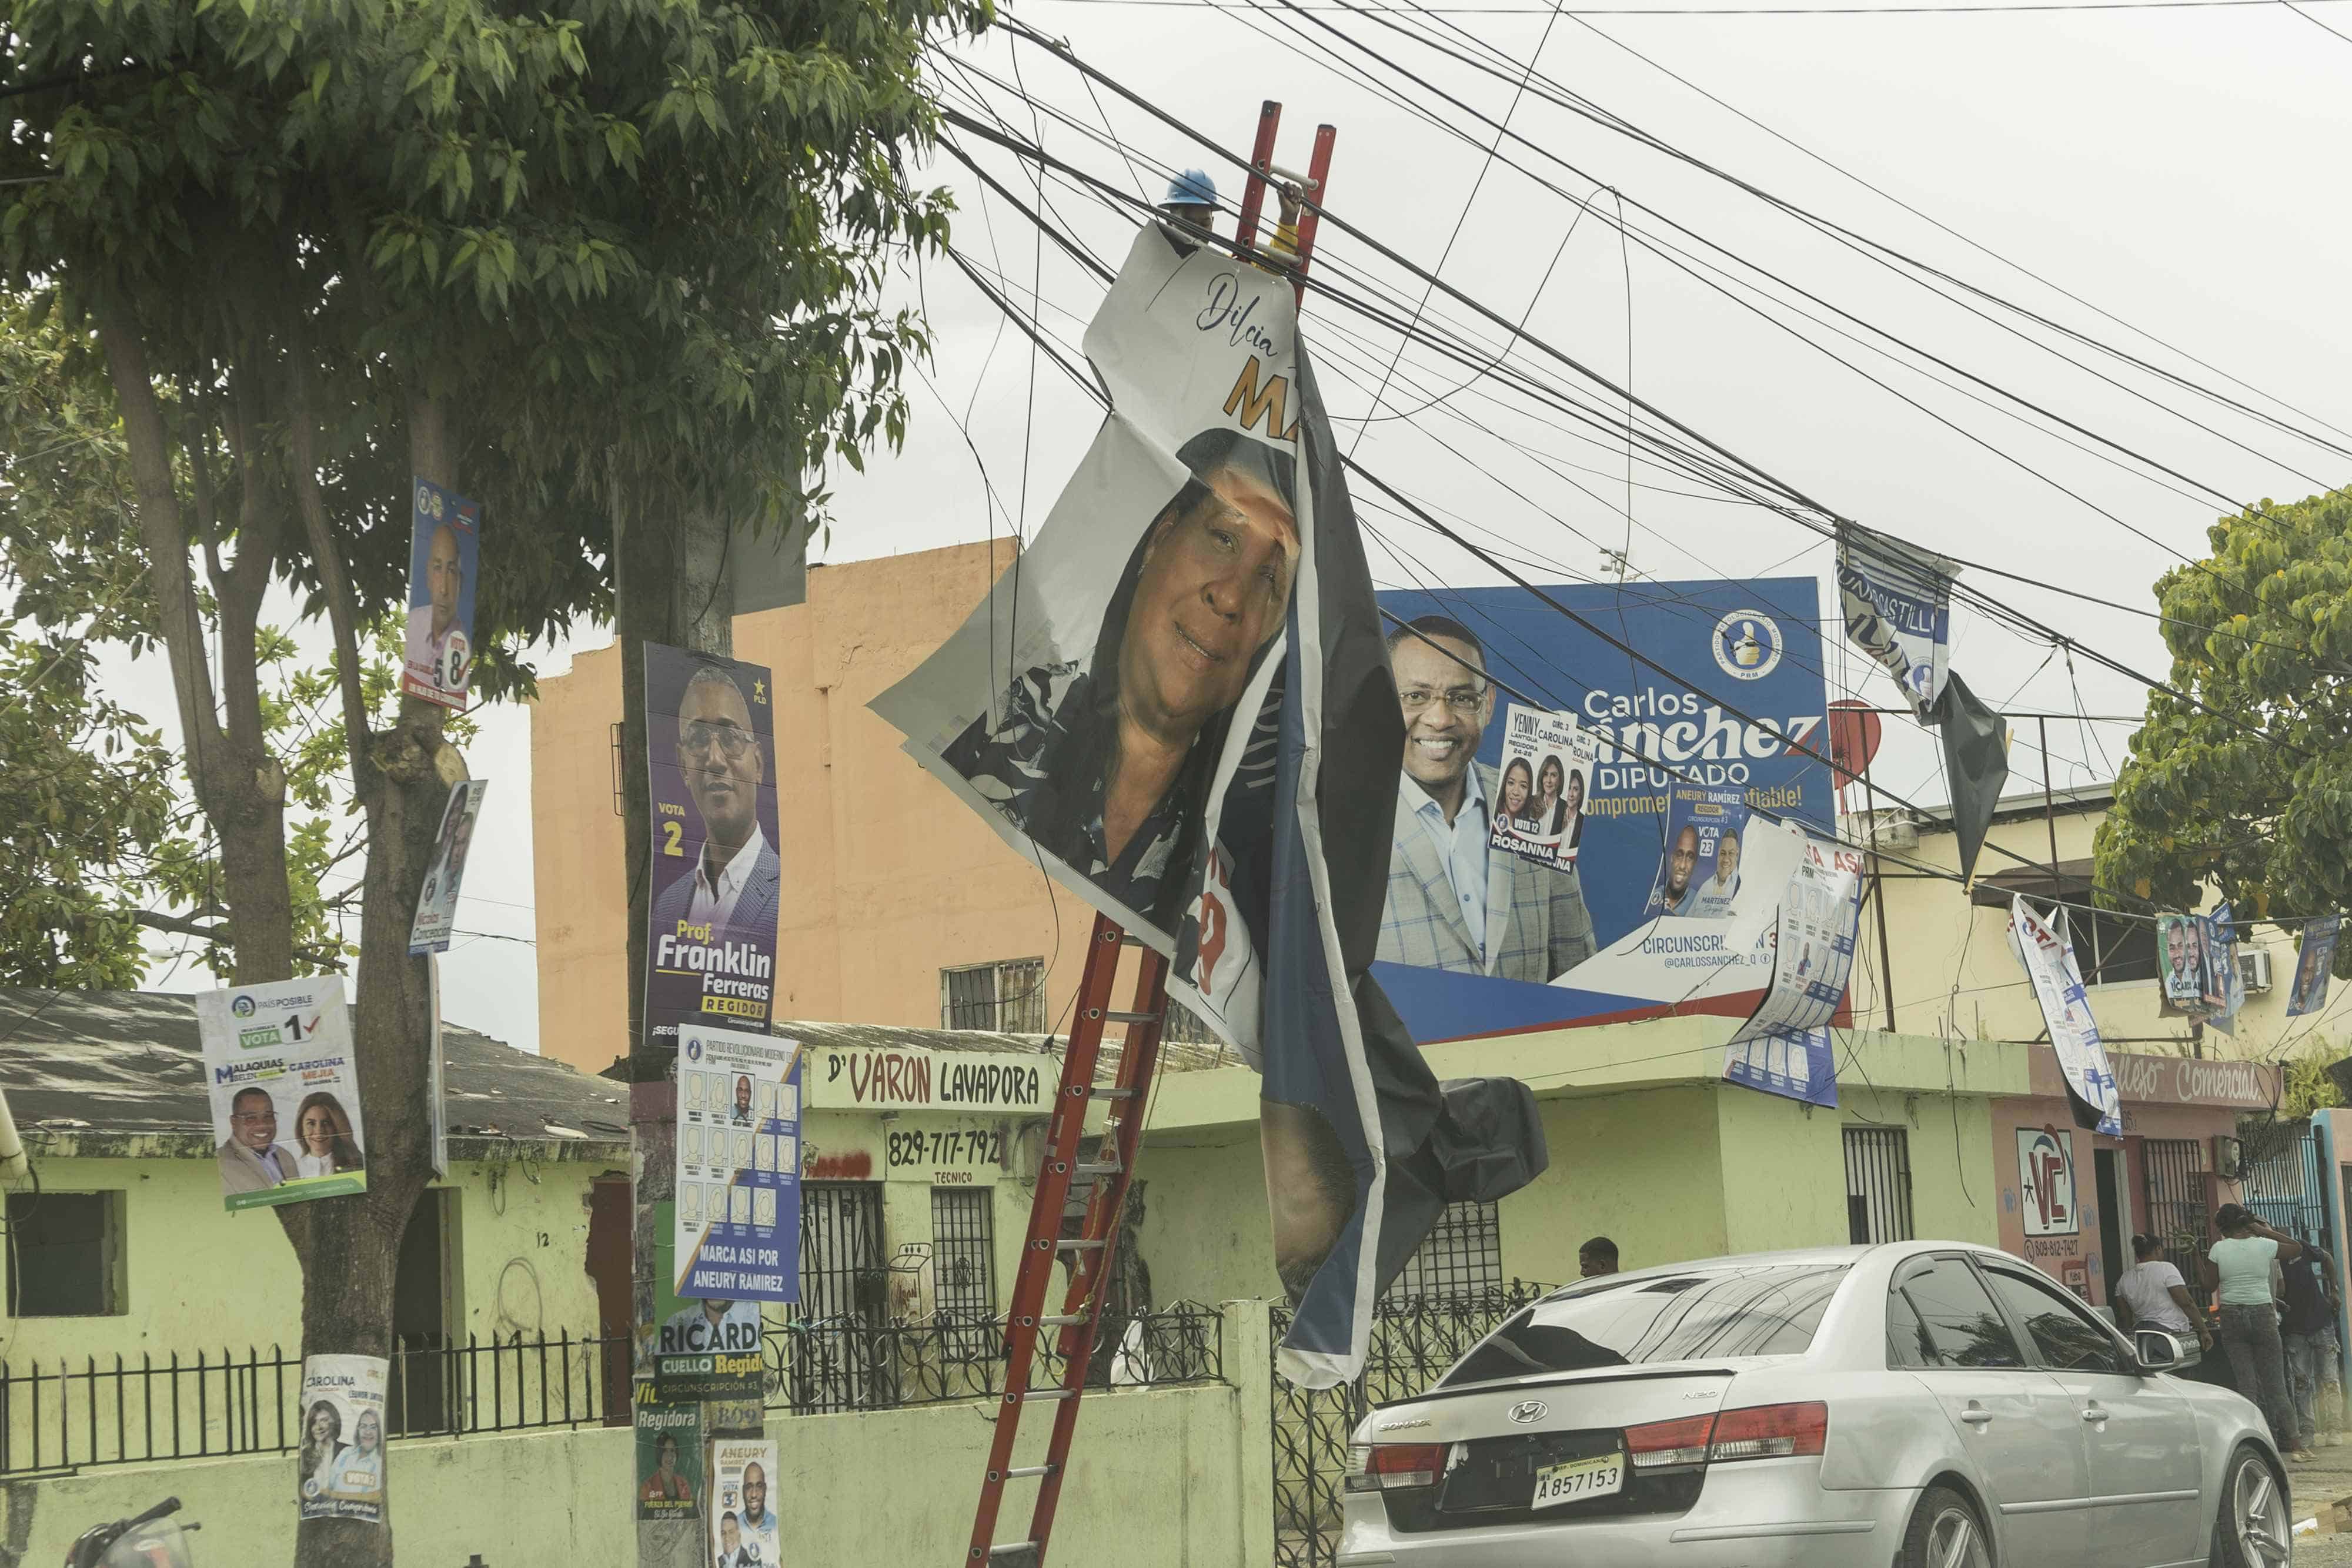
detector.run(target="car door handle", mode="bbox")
[2082,1405,2108,1423]
[1960,1409,1994,1425]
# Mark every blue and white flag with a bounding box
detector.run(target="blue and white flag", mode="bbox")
[2288,916,2340,1018]
[2009,897,2121,1136]
[1838,523,1958,723]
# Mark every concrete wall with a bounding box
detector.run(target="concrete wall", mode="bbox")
[0,1313,1271,1568]
[531,542,1107,1078]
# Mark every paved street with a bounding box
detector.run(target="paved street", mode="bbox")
[2293,1443,2352,1564]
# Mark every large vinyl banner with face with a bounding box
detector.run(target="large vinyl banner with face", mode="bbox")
[644,648,782,1054]
[1373,580,1836,1042]
[876,225,1541,1386]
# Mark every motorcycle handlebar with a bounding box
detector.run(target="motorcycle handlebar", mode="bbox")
[122,1497,181,1529]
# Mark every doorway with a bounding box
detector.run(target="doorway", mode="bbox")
[387,1188,457,1434]
[2093,1148,2127,1304]
[587,1175,633,1426]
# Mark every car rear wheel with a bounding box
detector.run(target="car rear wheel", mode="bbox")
[2210,1444,2290,1568]
[1901,1485,1991,1568]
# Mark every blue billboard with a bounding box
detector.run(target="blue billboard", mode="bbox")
[1372,577,1836,1043]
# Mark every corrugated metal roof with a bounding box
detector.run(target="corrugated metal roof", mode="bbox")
[0,989,630,1145]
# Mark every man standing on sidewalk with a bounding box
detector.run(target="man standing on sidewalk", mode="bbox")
[2283,1231,2343,1446]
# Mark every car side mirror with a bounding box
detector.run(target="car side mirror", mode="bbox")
[2135,1328,2184,1372]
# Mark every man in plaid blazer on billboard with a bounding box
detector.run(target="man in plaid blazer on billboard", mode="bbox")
[1377,617,1596,984]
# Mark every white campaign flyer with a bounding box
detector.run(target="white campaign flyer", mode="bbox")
[1486,703,1599,870]
[1729,837,1863,1048]
[297,1353,387,1523]
[674,1025,803,1305]
[407,778,489,955]
[709,1437,780,1568]
[197,976,367,1211]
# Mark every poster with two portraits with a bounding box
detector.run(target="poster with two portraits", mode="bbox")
[875,223,1535,1388]
[196,977,368,1212]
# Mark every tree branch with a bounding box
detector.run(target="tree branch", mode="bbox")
[132,908,345,969]
[285,340,372,777]
[92,307,229,780]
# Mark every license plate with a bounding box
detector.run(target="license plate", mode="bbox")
[1531,1450,1625,1509]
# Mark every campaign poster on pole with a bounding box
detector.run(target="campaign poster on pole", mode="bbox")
[296,1354,387,1523]
[643,647,781,1056]
[1646,784,1754,922]
[2009,898,2122,1136]
[2204,902,2246,1037]
[399,477,481,709]
[708,1437,780,1568]
[197,977,367,1211]
[2288,915,2341,1018]
[1836,521,1957,723]
[1485,703,1598,870]
[2156,913,2213,1017]
[407,778,489,955]
[634,1392,702,1522]
[673,1025,802,1305]
[650,1209,767,1404]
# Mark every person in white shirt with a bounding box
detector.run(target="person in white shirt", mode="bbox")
[2112,1233,2211,1360]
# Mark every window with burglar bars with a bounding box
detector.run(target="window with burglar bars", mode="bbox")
[930,1188,997,1319]
[940,957,1047,1033]
[1844,1127,1914,1244]
[1383,1201,1502,1305]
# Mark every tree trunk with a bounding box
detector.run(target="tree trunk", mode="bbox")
[286,396,463,1568]
[616,495,734,1568]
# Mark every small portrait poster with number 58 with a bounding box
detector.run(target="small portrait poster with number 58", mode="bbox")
[400,477,480,709]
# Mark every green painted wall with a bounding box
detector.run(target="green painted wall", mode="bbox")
[1135,1135,1274,1309]
[0,1154,614,1366]
[1504,1085,1729,1282]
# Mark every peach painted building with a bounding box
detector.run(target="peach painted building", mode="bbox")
[530,541,1115,1078]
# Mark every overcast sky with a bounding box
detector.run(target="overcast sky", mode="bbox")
[107,0,2352,1052]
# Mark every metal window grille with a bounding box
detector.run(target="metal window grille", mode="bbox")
[939,957,1047,1033]
[1843,1128,1914,1244]
[930,1188,997,1318]
[1382,1201,1502,1306]
[2143,1136,2213,1308]
[5,1192,121,1317]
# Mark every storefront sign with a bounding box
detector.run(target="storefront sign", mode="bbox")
[2017,1126,2077,1237]
[810,1044,1049,1113]
[881,1119,1010,1185]
[2036,1049,2277,1111]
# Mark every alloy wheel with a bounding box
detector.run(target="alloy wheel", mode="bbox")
[2233,1456,2290,1568]
[1928,1505,1989,1568]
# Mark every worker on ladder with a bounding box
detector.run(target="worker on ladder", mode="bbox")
[1158,168,1303,268]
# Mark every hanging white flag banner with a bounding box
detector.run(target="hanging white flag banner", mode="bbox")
[2008,897,2122,1136]
[1837,523,1959,723]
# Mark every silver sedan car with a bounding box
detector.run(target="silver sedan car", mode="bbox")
[1340,1242,2288,1568]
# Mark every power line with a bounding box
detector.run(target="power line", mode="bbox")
[1023,0,2352,14]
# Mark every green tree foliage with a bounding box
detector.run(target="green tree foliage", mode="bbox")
[2096,484,2352,979]
[4,1,977,1558]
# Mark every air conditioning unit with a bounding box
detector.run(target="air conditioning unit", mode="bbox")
[2239,948,2273,994]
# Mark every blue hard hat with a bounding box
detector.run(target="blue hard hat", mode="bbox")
[1164,169,1218,208]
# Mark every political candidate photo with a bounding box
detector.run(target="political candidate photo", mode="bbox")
[644,648,783,1045]
[934,425,1297,931]
[399,477,480,708]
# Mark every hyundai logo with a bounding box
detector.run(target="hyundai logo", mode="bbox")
[1507,1400,1547,1425]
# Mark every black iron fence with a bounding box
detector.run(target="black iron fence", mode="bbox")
[1,1303,1227,1477]
[0,1330,624,1477]
[1271,1282,1555,1568]
[766,1300,1224,1415]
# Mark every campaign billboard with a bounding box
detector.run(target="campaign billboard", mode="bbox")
[400,478,480,709]
[643,648,782,1054]
[1372,577,1836,1043]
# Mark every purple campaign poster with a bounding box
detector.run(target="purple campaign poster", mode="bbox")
[643,647,781,1054]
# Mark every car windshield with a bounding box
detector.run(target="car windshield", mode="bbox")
[1439,1263,1852,1388]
